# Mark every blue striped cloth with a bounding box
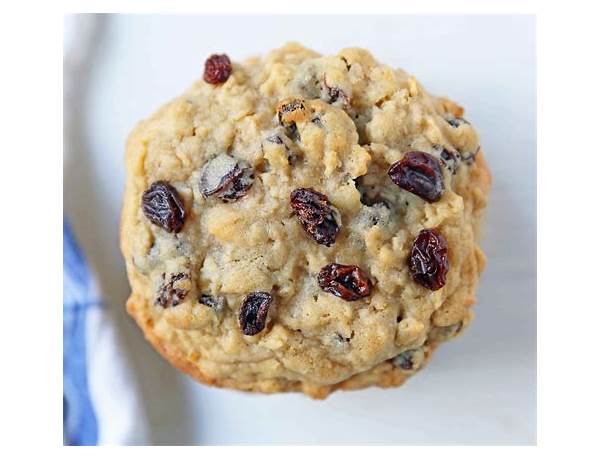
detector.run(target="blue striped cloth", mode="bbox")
[63,220,99,445]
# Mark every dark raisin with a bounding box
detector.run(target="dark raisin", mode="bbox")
[409,229,449,291]
[238,292,272,336]
[326,85,350,106]
[142,181,186,233]
[438,146,461,175]
[290,188,340,246]
[388,151,445,202]
[266,134,284,145]
[340,56,351,71]
[393,349,423,371]
[318,263,372,301]
[311,116,324,127]
[203,54,232,84]
[199,294,225,311]
[219,169,253,201]
[322,77,350,108]
[199,154,254,202]
[446,117,469,128]
[335,331,354,343]
[156,273,190,308]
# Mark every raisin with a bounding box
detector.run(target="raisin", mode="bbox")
[388,151,445,202]
[156,273,190,308]
[318,263,372,301]
[203,54,232,84]
[393,348,424,371]
[446,117,469,128]
[266,134,284,145]
[199,154,254,202]
[238,292,272,336]
[311,116,324,127]
[142,181,186,233]
[199,294,225,311]
[323,80,350,108]
[409,229,449,291]
[340,56,351,71]
[437,146,460,175]
[335,331,354,343]
[290,188,341,246]
[321,74,351,109]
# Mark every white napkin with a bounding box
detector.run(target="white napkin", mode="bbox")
[64,14,149,445]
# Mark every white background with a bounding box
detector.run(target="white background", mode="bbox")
[64,14,536,445]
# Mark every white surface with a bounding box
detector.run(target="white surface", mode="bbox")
[64,14,536,445]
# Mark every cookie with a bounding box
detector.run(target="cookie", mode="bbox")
[120,43,491,399]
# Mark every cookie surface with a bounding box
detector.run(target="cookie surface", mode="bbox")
[120,43,491,399]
